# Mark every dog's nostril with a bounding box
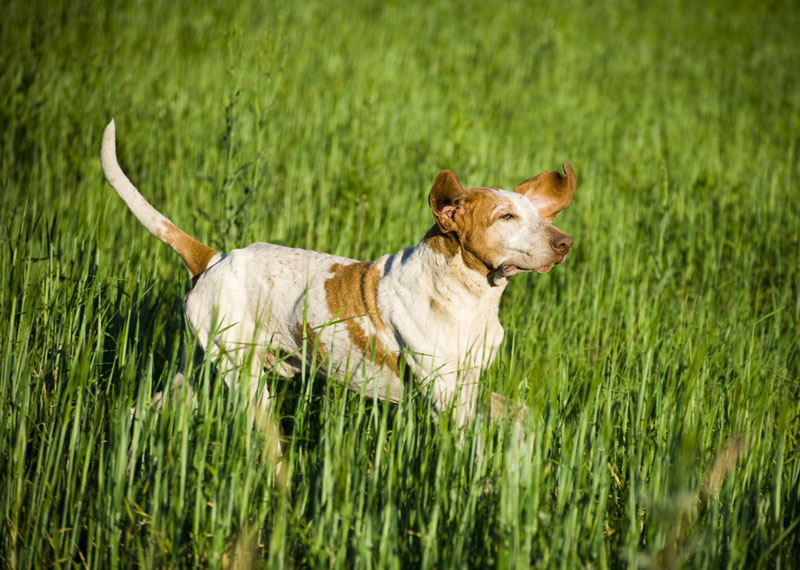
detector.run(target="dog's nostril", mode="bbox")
[550,234,573,253]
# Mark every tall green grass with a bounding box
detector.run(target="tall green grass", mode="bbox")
[2,0,799,567]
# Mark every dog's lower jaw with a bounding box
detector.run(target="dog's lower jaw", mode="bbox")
[502,263,534,276]
[504,252,569,277]
[536,253,568,273]
[490,263,540,283]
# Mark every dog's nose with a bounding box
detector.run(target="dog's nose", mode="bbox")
[550,233,573,255]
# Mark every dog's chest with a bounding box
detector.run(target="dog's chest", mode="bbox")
[377,255,506,371]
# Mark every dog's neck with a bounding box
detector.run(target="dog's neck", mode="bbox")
[420,225,509,289]
[385,225,509,313]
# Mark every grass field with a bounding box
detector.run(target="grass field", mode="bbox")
[2,0,799,567]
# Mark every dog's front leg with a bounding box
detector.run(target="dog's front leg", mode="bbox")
[427,370,483,446]
[488,392,528,441]
[441,388,529,445]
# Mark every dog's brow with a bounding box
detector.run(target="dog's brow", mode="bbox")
[489,194,514,216]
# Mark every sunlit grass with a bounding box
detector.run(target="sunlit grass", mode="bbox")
[1,0,799,567]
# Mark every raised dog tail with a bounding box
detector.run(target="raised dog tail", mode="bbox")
[101,119,218,279]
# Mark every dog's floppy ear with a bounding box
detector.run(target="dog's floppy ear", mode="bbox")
[429,169,466,233]
[514,162,576,222]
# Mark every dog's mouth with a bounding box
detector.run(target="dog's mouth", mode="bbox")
[500,264,532,276]
[500,256,566,276]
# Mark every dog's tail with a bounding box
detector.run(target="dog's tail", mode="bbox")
[101,119,218,279]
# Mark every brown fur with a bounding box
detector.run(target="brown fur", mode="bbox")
[514,162,576,222]
[422,225,460,258]
[456,188,512,275]
[157,221,218,278]
[324,262,401,377]
[428,170,466,233]
[294,322,328,367]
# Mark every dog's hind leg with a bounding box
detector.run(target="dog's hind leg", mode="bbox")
[205,340,284,462]
[130,334,198,420]
[150,340,199,410]
[236,350,283,468]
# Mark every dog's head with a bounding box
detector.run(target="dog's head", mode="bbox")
[428,163,576,282]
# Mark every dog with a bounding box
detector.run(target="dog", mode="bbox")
[101,119,575,437]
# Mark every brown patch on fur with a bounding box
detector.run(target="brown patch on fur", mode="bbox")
[294,322,328,366]
[324,261,401,377]
[428,296,448,318]
[422,225,460,258]
[325,262,387,332]
[157,220,218,278]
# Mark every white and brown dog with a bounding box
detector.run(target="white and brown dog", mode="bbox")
[101,119,575,434]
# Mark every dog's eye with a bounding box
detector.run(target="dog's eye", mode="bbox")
[499,213,515,221]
